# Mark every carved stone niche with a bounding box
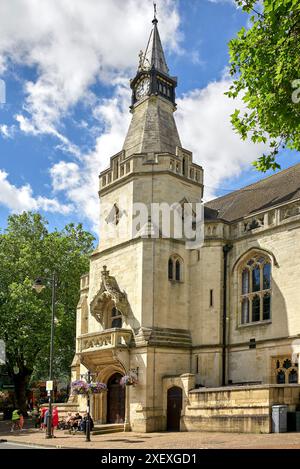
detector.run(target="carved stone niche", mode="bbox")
[281,204,300,221]
[90,266,130,329]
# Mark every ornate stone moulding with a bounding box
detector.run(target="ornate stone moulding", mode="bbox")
[90,265,129,326]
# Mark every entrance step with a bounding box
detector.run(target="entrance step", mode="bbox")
[92,423,125,435]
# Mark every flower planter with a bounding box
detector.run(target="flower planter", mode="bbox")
[120,373,138,387]
[71,380,107,395]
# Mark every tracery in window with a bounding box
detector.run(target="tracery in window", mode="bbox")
[240,253,271,324]
[272,356,298,384]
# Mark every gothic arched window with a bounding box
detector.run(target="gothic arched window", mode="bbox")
[273,357,298,384]
[168,255,183,282]
[175,260,181,281]
[111,307,122,328]
[168,258,173,280]
[239,253,271,324]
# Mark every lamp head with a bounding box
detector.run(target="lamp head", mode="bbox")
[32,278,45,293]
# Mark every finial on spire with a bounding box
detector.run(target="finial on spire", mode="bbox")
[152,2,158,25]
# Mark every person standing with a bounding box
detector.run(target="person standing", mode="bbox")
[10,409,20,432]
[52,407,59,432]
[40,407,47,431]
[19,411,24,430]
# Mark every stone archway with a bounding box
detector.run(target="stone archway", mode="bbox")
[107,372,125,423]
[167,386,182,431]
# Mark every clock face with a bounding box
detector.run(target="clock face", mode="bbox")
[136,77,150,100]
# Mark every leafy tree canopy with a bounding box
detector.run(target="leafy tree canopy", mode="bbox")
[0,212,95,411]
[227,0,300,171]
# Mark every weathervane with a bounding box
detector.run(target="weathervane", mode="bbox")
[153,2,157,20]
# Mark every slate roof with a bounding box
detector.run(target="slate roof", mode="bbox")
[142,18,169,75]
[205,163,300,222]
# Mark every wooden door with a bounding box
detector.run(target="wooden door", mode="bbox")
[167,386,182,431]
[107,373,125,423]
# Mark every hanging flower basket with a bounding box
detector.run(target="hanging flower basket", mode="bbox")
[71,380,107,395]
[120,372,138,387]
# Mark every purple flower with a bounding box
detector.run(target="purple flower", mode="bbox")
[71,380,107,395]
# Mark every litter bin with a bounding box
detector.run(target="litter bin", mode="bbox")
[272,405,287,433]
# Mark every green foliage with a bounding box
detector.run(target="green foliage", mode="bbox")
[0,212,95,391]
[227,0,300,171]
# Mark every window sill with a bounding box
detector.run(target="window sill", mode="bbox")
[238,319,272,329]
[169,279,183,284]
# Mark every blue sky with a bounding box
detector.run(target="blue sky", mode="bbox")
[0,0,298,236]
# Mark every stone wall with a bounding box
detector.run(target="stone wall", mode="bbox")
[183,384,300,433]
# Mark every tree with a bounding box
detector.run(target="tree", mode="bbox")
[0,212,95,414]
[227,0,300,171]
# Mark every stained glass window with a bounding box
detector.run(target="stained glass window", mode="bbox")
[240,254,271,325]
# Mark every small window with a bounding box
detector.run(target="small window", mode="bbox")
[175,260,181,281]
[111,307,122,328]
[209,289,213,307]
[277,370,286,384]
[168,255,183,282]
[168,258,173,280]
[289,369,298,383]
[113,203,120,225]
[273,356,298,384]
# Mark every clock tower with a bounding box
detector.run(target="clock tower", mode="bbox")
[75,10,205,434]
[122,14,181,158]
[130,15,177,107]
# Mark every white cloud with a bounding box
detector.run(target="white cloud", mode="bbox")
[50,82,131,232]
[0,0,269,233]
[0,124,15,139]
[0,0,181,142]
[176,78,269,200]
[49,77,270,232]
[0,169,72,214]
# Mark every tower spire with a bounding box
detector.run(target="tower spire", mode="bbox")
[153,2,157,22]
[139,6,169,75]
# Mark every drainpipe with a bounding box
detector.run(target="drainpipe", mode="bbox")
[222,244,233,386]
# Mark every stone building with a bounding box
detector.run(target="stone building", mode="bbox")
[71,15,300,433]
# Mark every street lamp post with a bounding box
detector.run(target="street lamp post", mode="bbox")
[80,371,95,442]
[86,370,91,442]
[80,370,96,441]
[33,272,57,439]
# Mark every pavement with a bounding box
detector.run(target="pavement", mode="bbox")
[1,419,300,449]
[0,441,47,449]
